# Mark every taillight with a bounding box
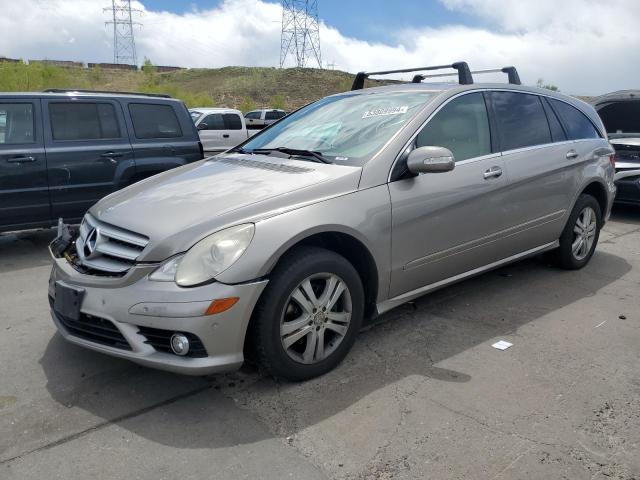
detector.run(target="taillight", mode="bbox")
[198,141,204,159]
[609,153,616,168]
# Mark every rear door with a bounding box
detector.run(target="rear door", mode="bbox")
[0,98,50,230]
[485,91,573,255]
[222,112,247,147]
[43,98,134,223]
[388,92,511,297]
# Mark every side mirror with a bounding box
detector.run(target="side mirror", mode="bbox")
[406,146,455,175]
[197,122,208,130]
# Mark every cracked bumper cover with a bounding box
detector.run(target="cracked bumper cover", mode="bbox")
[49,247,268,376]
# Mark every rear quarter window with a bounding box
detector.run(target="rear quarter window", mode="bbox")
[548,98,601,140]
[129,103,183,139]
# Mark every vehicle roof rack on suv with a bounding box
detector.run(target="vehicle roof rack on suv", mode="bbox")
[42,89,172,98]
[351,63,521,90]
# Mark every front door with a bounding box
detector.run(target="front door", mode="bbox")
[0,98,50,230]
[389,92,511,298]
[43,98,134,223]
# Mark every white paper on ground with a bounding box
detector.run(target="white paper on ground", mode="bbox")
[492,340,513,350]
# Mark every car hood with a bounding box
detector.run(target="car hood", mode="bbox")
[91,154,362,261]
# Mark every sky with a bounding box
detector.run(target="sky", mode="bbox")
[0,0,638,95]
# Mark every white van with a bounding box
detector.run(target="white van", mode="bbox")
[190,108,254,154]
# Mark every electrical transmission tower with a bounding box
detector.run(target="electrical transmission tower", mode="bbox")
[104,0,141,65]
[279,0,322,69]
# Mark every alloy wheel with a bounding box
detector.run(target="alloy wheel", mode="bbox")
[572,206,597,261]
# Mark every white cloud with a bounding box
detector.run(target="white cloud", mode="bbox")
[0,0,638,95]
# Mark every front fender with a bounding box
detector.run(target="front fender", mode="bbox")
[214,185,392,303]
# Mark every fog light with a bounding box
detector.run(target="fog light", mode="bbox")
[170,333,190,356]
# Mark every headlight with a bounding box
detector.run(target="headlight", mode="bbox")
[150,224,255,287]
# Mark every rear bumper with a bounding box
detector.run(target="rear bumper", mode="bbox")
[49,248,267,376]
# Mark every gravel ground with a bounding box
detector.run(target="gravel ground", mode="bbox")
[1,206,639,479]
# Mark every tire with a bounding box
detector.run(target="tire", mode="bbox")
[250,246,364,381]
[553,194,602,270]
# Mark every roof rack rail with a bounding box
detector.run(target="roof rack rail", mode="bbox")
[351,62,473,90]
[42,89,172,98]
[411,66,521,85]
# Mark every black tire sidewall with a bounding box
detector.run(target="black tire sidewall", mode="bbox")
[558,194,602,269]
[253,246,364,381]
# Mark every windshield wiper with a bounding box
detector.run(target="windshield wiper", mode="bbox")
[251,147,332,164]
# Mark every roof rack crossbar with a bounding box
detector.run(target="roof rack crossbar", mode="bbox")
[413,66,521,85]
[42,88,172,98]
[351,62,473,90]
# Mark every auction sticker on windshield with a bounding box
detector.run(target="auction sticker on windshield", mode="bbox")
[362,106,409,119]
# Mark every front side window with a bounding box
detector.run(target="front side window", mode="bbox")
[415,92,491,161]
[245,111,261,120]
[223,114,242,130]
[488,92,551,151]
[549,98,600,140]
[129,103,182,139]
[50,103,120,141]
[202,114,225,130]
[0,103,34,145]
[242,91,435,165]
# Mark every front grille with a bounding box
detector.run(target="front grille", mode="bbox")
[74,213,149,276]
[50,296,131,350]
[137,326,208,358]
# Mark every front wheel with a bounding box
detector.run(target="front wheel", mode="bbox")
[553,194,602,269]
[250,246,364,381]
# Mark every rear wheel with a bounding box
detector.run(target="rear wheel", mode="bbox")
[251,246,364,381]
[554,194,602,269]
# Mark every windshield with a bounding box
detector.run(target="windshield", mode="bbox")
[241,91,435,165]
[190,110,203,123]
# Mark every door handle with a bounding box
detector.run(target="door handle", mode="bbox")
[566,150,579,160]
[483,166,503,179]
[223,134,230,138]
[6,156,35,163]
[100,151,123,158]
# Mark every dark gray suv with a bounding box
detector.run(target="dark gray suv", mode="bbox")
[0,90,203,233]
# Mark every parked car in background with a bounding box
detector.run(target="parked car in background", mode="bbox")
[244,108,287,129]
[592,90,640,205]
[0,90,203,233]
[48,63,615,381]
[190,107,255,154]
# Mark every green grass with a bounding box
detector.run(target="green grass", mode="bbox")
[0,61,380,111]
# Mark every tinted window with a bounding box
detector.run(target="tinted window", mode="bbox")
[245,111,261,120]
[202,113,225,130]
[265,111,280,120]
[129,103,182,139]
[416,92,491,161]
[0,103,35,144]
[489,92,551,151]
[541,97,567,142]
[50,103,120,141]
[223,114,242,130]
[548,98,600,140]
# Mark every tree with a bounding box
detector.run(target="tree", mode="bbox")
[536,78,559,91]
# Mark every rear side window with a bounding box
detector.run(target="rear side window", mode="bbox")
[488,92,551,151]
[129,103,182,139]
[223,114,242,130]
[265,111,280,120]
[50,103,120,141]
[548,98,600,140]
[0,103,35,144]
[416,92,491,162]
[245,111,261,120]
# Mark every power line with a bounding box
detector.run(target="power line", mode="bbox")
[104,1,141,66]
[280,0,322,69]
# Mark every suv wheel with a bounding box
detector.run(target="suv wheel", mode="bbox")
[554,194,602,269]
[251,246,364,381]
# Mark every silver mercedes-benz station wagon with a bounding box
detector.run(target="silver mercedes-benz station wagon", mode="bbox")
[49,62,616,381]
